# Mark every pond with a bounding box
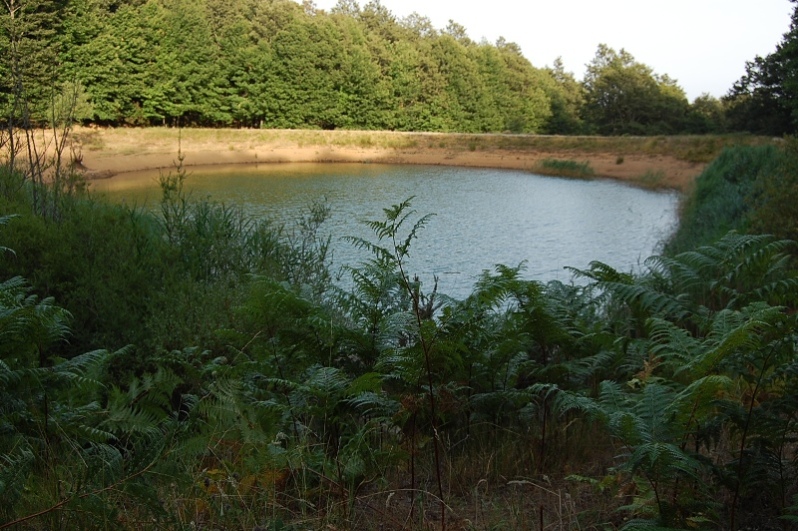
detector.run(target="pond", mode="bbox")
[93,163,679,298]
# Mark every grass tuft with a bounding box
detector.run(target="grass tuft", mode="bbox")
[535,158,595,178]
[639,169,666,189]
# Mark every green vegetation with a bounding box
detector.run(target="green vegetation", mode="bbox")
[0,0,767,136]
[725,2,798,135]
[3,128,798,528]
[535,158,595,178]
[581,45,693,135]
[4,0,798,529]
[638,169,666,189]
[665,142,798,253]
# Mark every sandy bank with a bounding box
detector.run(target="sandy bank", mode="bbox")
[74,128,709,191]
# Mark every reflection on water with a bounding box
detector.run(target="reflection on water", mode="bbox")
[94,163,679,298]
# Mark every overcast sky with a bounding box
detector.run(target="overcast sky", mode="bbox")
[309,0,794,101]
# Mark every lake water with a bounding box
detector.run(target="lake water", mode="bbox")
[93,163,679,298]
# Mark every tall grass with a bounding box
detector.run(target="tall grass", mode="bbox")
[665,144,783,254]
[0,162,331,360]
[535,158,595,178]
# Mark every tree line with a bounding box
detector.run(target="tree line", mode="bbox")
[5,0,787,135]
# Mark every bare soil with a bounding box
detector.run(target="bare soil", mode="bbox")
[73,127,711,191]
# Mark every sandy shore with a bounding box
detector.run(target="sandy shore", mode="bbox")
[74,128,708,191]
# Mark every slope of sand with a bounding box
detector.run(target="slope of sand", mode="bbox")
[74,127,707,191]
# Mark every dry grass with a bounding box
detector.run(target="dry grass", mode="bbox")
[72,127,778,192]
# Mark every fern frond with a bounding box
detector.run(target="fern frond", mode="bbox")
[347,391,399,418]
[666,375,733,432]
[571,261,635,284]
[468,263,527,309]
[627,442,701,482]
[568,346,624,383]
[303,365,349,395]
[550,388,599,417]
[647,318,701,375]
[0,358,21,387]
[342,235,394,263]
[104,401,165,437]
[694,304,785,373]
[634,383,677,443]
[601,281,688,320]
[597,380,632,412]
[346,372,383,395]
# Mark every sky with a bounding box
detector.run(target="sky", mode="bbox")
[309,0,794,101]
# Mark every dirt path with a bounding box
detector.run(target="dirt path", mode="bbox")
[74,127,708,191]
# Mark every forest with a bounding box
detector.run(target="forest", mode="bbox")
[3,0,798,529]
[0,0,778,135]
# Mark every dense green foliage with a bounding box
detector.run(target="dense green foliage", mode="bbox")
[725,0,798,135]
[0,0,744,135]
[54,0,558,132]
[666,140,798,253]
[1,145,798,528]
[581,45,692,135]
